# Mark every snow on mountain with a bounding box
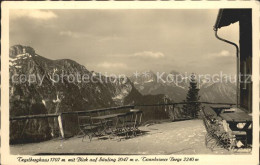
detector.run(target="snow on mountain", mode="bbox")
[9,45,167,144]
[9,45,139,143]
[130,70,236,103]
[129,70,187,102]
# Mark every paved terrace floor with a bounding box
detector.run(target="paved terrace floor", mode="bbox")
[10,120,249,155]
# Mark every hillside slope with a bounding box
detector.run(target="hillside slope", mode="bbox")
[9,45,167,143]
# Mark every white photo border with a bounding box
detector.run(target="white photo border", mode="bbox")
[1,1,259,165]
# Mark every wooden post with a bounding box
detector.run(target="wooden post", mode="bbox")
[172,105,175,121]
[58,114,65,139]
[139,113,142,124]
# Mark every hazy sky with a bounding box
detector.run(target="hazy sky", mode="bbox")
[10,9,239,75]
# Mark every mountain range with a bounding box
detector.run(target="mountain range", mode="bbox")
[9,45,236,143]
[9,45,168,143]
[129,70,236,104]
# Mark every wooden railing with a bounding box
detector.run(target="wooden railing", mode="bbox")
[10,102,236,139]
[10,105,134,121]
[10,105,134,139]
[135,101,236,107]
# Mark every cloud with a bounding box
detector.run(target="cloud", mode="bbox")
[208,50,233,58]
[97,62,127,69]
[219,50,232,57]
[59,31,94,39]
[59,31,80,38]
[132,51,165,59]
[10,10,57,20]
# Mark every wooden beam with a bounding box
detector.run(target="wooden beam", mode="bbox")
[58,114,65,139]
[135,101,236,107]
[10,114,59,121]
[61,105,135,115]
[9,105,135,121]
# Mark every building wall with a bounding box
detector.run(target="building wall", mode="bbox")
[239,9,252,113]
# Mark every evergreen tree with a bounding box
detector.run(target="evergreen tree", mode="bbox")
[183,74,201,118]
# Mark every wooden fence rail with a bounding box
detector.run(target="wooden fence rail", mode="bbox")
[9,102,236,121]
[10,105,135,139]
[10,114,59,121]
[135,101,236,107]
[9,102,235,139]
[10,105,134,121]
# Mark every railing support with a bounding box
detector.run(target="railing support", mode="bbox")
[58,114,65,139]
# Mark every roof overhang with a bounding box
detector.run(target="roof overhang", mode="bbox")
[214,9,242,30]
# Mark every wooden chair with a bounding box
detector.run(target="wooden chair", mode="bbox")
[77,114,102,142]
[129,109,143,136]
[110,112,134,141]
[123,112,135,138]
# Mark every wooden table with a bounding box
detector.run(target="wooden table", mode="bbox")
[130,109,143,125]
[219,110,252,148]
[220,110,252,131]
[91,113,126,120]
[130,109,141,113]
[92,113,128,135]
[220,112,252,123]
[210,105,233,116]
